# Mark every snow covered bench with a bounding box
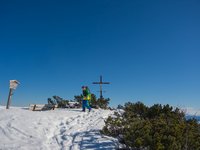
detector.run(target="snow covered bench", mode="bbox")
[29,104,56,111]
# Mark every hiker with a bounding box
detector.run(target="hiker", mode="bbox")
[82,86,91,112]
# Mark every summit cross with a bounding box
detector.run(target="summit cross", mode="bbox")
[93,76,110,99]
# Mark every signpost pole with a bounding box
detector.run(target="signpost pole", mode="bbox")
[6,88,13,109]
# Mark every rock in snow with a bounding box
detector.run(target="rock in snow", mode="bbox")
[0,106,119,150]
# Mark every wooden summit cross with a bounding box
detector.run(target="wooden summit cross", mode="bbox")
[93,76,110,99]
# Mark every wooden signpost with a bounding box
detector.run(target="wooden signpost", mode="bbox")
[6,80,20,109]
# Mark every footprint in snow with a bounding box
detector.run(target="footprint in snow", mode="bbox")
[60,122,64,126]
[60,128,66,134]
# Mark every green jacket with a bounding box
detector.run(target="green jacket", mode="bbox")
[82,89,91,100]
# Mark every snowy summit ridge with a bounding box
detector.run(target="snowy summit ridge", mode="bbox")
[0,107,118,150]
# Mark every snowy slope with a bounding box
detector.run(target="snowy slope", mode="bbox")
[0,106,118,150]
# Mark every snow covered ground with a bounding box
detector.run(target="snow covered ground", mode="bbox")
[0,106,119,150]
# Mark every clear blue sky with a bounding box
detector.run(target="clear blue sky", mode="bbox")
[0,0,200,108]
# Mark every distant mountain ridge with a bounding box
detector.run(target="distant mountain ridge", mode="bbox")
[186,115,200,122]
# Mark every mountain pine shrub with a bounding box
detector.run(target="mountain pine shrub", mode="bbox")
[101,102,200,150]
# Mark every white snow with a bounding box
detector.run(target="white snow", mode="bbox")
[0,106,118,150]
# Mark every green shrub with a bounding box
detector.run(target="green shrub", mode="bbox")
[101,102,200,150]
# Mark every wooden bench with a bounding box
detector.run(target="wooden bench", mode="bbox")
[29,104,57,111]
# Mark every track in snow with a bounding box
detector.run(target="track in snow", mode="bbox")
[49,109,118,150]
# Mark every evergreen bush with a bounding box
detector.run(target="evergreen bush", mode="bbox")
[101,102,200,150]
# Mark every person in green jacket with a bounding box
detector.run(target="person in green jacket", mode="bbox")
[82,86,91,112]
